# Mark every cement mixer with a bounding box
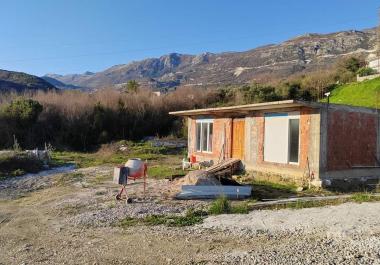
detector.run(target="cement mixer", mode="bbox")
[113,158,147,201]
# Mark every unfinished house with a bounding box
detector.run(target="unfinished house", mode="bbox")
[170,100,380,187]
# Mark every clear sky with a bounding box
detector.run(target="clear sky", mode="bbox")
[0,0,378,76]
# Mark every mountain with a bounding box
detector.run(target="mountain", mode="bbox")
[46,28,377,89]
[0,69,56,92]
[41,75,82,90]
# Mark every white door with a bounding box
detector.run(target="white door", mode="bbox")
[264,113,289,163]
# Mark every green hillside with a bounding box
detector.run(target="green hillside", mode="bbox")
[328,77,380,108]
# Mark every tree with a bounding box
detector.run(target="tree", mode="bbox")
[3,99,43,127]
[124,80,140,93]
[1,99,43,148]
[337,56,366,74]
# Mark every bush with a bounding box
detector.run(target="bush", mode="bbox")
[0,99,43,148]
[0,152,44,179]
[357,67,378,77]
[209,196,231,215]
[0,87,218,151]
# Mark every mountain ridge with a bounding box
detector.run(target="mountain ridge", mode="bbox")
[44,27,377,90]
[0,69,56,93]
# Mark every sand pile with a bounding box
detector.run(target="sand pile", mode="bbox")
[169,170,220,196]
[175,170,221,186]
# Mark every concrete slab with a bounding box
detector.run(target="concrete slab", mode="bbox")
[176,185,252,200]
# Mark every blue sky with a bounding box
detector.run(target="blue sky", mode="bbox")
[0,0,378,76]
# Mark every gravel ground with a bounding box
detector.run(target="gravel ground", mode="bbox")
[1,165,380,264]
[0,164,76,199]
[67,199,206,227]
[200,202,380,238]
[195,202,380,264]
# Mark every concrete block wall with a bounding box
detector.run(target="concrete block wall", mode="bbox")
[320,105,380,180]
[244,107,320,182]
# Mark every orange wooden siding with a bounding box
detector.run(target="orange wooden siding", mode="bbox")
[232,119,245,160]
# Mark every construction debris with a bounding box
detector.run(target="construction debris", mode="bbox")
[205,158,241,177]
[172,159,251,200]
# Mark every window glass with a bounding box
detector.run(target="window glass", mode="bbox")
[208,123,213,152]
[289,119,300,163]
[202,123,208,152]
[196,123,201,151]
[195,120,213,152]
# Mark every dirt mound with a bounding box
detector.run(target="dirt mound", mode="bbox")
[168,170,220,196]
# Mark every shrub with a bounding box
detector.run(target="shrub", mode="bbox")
[0,87,218,150]
[209,196,231,215]
[357,67,377,77]
[0,152,44,179]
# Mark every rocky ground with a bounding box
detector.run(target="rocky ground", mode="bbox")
[0,165,380,264]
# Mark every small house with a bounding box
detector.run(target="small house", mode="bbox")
[170,100,380,187]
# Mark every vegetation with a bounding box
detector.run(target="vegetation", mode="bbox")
[0,152,45,179]
[55,172,84,186]
[249,180,298,200]
[357,67,377,77]
[327,77,380,108]
[0,55,367,153]
[119,209,205,228]
[123,80,140,93]
[208,196,249,215]
[0,87,216,151]
[253,192,380,211]
[51,141,185,179]
[351,192,380,203]
[0,69,55,93]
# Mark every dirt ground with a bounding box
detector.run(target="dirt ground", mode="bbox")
[1,166,380,265]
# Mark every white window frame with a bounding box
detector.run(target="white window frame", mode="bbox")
[264,111,300,165]
[195,119,213,153]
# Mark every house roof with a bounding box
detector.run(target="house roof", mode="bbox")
[169,100,322,116]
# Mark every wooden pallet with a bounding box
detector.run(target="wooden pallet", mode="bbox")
[205,158,241,177]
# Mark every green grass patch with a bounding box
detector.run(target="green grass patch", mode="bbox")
[119,209,205,228]
[55,172,84,186]
[351,192,380,203]
[51,151,126,168]
[231,202,249,214]
[51,141,184,169]
[208,196,231,215]
[148,165,186,179]
[253,193,380,211]
[326,77,380,108]
[119,217,139,227]
[208,196,250,215]
[257,198,348,211]
[249,180,297,200]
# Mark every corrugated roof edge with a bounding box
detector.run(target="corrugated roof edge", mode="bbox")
[169,100,380,116]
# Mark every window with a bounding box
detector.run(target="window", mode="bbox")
[288,119,300,163]
[264,112,300,164]
[195,120,213,152]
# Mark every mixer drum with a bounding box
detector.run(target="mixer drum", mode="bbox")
[125,158,145,178]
